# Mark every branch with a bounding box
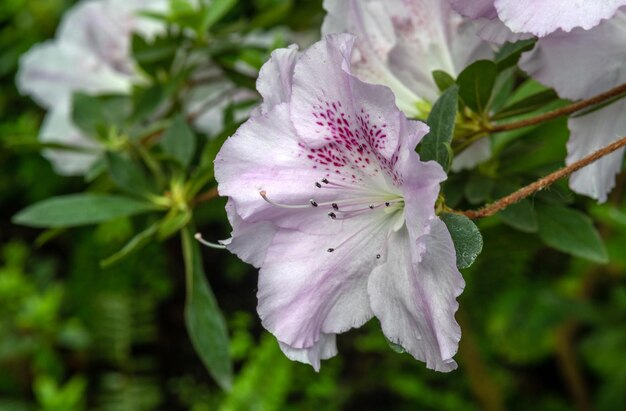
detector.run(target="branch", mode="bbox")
[488,82,626,133]
[461,135,626,219]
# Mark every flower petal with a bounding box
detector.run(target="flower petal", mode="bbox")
[278,333,338,371]
[448,0,497,19]
[520,12,626,101]
[39,110,101,176]
[257,45,299,112]
[16,42,132,110]
[257,212,392,351]
[494,0,626,36]
[368,218,464,372]
[451,138,491,172]
[567,101,626,203]
[323,0,492,116]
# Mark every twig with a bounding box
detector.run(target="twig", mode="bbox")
[190,187,219,206]
[461,135,626,219]
[488,82,626,133]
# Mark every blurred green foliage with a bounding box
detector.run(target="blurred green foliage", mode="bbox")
[2,0,626,411]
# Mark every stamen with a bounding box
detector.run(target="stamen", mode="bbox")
[328,212,337,219]
[331,203,339,211]
[327,248,335,253]
[321,178,329,184]
[315,182,322,188]
[195,233,227,250]
[260,190,315,209]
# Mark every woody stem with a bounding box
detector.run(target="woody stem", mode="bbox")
[461,135,626,219]
[486,82,626,133]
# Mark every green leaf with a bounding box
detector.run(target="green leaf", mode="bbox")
[201,0,238,32]
[182,228,232,390]
[536,204,608,263]
[13,194,157,228]
[495,39,536,71]
[100,223,159,268]
[492,89,559,120]
[432,70,455,93]
[464,174,494,205]
[441,213,483,269]
[420,85,459,170]
[161,115,196,167]
[71,93,131,138]
[492,183,538,233]
[105,152,156,196]
[157,209,192,240]
[456,60,497,114]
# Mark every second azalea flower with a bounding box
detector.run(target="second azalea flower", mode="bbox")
[215,34,464,371]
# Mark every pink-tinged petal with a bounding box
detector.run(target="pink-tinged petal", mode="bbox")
[566,101,626,203]
[451,138,491,172]
[39,110,101,175]
[16,42,132,110]
[257,45,299,112]
[494,0,626,36]
[448,0,497,19]
[520,12,626,101]
[57,0,134,75]
[473,17,533,44]
[223,200,276,268]
[368,219,464,372]
[322,0,492,116]
[258,212,393,352]
[279,334,338,371]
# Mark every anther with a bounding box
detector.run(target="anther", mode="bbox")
[322,178,329,184]
[310,199,318,207]
[327,248,335,253]
[315,182,322,188]
[376,254,381,259]
[328,212,337,219]
[385,202,390,207]
[331,203,339,211]
[369,205,374,209]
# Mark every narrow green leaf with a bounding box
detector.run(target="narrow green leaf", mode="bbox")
[201,0,238,32]
[182,228,232,390]
[492,89,559,120]
[157,209,192,240]
[13,194,157,228]
[420,85,459,170]
[100,223,159,268]
[537,204,608,263]
[161,115,196,167]
[432,70,455,93]
[456,60,497,114]
[105,152,156,196]
[441,213,483,269]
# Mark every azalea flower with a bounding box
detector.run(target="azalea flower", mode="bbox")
[16,0,168,175]
[17,0,256,175]
[449,0,626,40]
[214,34,465,371]
[519,11,626,202]
[322,0,494,170]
